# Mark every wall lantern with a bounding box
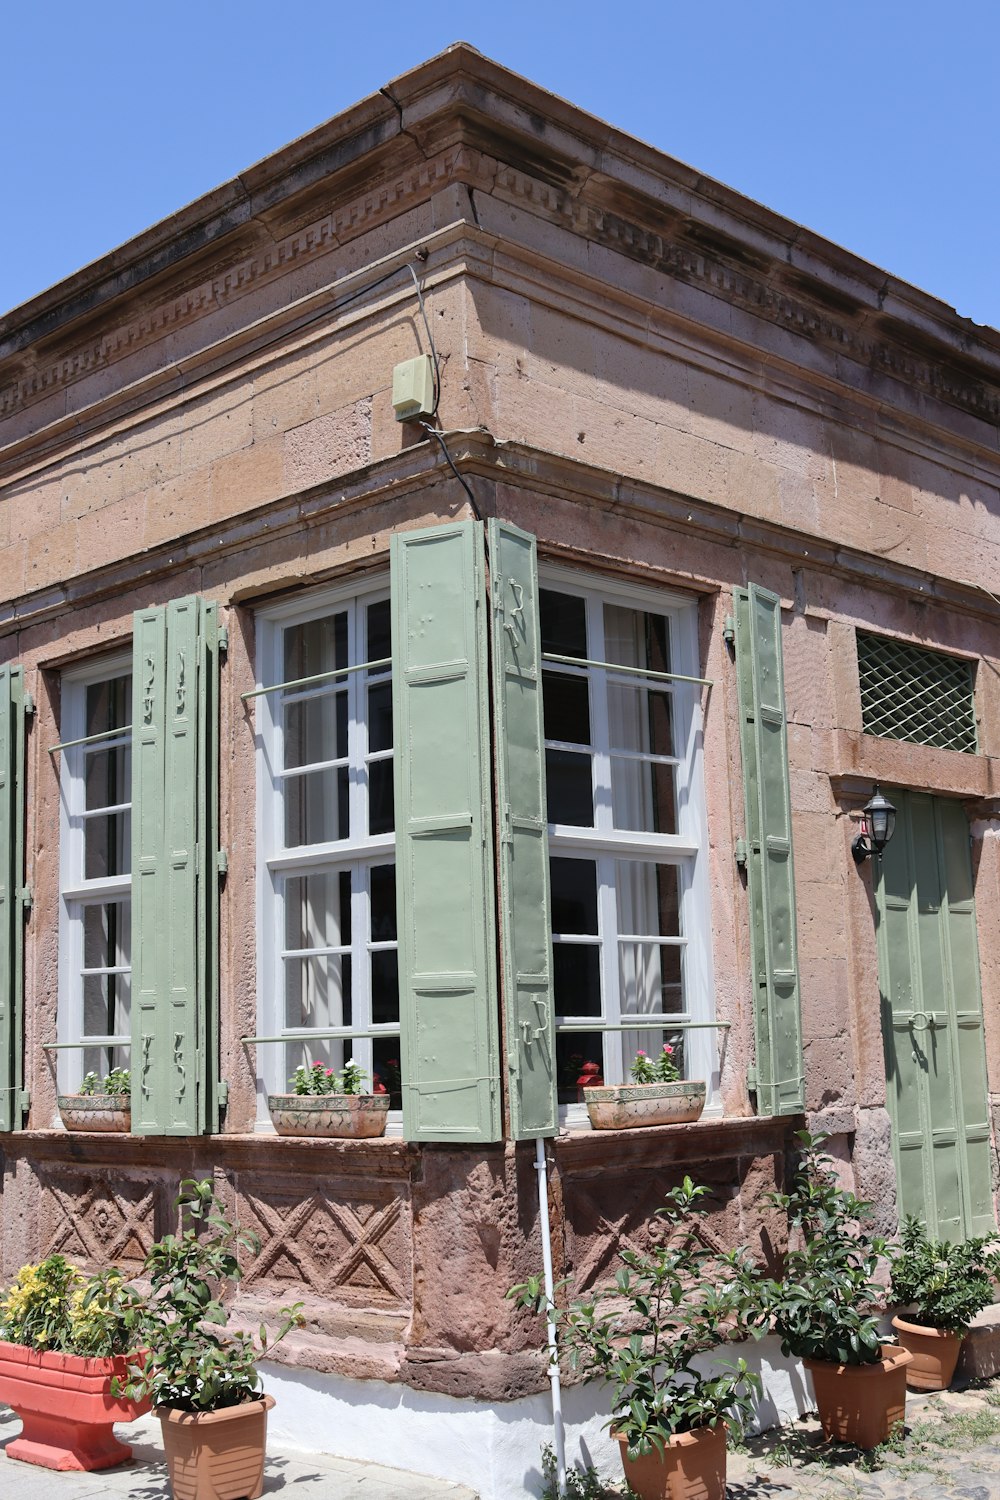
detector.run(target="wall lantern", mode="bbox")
[852,784,897,864]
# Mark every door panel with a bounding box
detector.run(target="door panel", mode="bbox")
[875,789,994,1240]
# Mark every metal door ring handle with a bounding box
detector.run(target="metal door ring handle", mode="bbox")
[909,1010,932,1032]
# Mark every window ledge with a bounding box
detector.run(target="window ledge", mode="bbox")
[553,1110,800,1170]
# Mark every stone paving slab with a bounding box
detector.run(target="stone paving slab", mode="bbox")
[724,1384,1000,1500]
[0,1410,479,1500]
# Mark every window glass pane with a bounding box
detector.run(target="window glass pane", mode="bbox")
[83,902,131,969]
[84,743,131,812]
[85,676,131,737]
[604,603,670,674]
[367,599,392,662]
[83,972,131,1038]
[283,767,349,846]
[284,953,351,1030]
[618,942,683,1016]
[540,589,587,658]
[282,1038,351,1084]
[85,810,131,879]
[283,611,347,683]
[367,681,393,753]
[371,951,399,1026]
[370,864,397,942]
[545,749,594,826]
[610,758,677,834]
[368,761,394,836]
[615,861,681,937]
[283,871,351,951]
[550,857,598,934]
[372,1038,402,1109]
[284,690,347,769]
[553,944,602,1017]
[542,671,591,745]
[622,1027,687,1083]
[608,682,673,757]
[556,1031,604,1106]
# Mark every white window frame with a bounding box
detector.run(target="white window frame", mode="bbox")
[57,651,133,1097]
[255,575,399,1128]
[540,565,717,1122]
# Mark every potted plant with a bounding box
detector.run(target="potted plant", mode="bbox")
[0,1253,150,1470]
[268,1059,390,1138]
[116,1178,303,1500]
[510,1176,762,1500]
[57,1067,131,1133]
[582,1042,705,1130]
[762,1132,911,1449]
[888,1215,1000,1390]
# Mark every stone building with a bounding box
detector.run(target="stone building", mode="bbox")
[1,42,999,1497]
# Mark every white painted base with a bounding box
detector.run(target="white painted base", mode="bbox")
[261,1336,814,1500]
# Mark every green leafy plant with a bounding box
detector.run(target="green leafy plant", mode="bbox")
[762,1131,886,1366]
[78,1067,131,1097]
[629,1043,680,1085]
[0,1255,138,1356]
[539,1442,610,1499]
[889,1216,1000,1334]
[290,1060,368,1096]
[510,1177,763,1461]
[116,1178,303,1413]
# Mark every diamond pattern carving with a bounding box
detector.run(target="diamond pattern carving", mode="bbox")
[39,1173,156,1273]
[564,1175,734,1295]
[240,1185,410,1308]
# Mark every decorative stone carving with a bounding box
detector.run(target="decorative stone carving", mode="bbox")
[38,1171,157,1274]
[239,1183,411,1308]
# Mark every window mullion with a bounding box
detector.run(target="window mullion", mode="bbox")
[596,853,621,1085]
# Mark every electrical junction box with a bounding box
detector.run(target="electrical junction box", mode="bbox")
[392,354,435,422]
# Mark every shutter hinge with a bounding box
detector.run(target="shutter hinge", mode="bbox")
[217,850,229,877]
[734,839,747,869]
[19,1090,30,1112]
[218,627,229,656]
[746,1066,757,1093]
[22,693,35,717]
[723,615,735,646]
[20,886,32,912]
[217,1080,229,1112]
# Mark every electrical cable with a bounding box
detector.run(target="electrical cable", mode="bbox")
[418,421,483,521]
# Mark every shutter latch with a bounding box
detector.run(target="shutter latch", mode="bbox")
[734,839,747,869]
[20,886,32,912]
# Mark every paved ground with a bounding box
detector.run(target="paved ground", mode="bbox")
[0,1409,479,1500]
[723,1383,1000,1500]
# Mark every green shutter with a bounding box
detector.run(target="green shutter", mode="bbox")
[0,668,25,1132]
[488,520,557,1139]
[131,597,219,1135]
[392,521,501,1142]
[734,585,804,1115]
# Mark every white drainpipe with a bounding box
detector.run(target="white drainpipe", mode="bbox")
[534,1136,566,1496]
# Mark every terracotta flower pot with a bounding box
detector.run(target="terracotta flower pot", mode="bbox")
[0,1340,150,1470]
[805,1343,912,1448]
[57,1093,131,1133]
[267,1092,389,1138]
[157,1393,274,1500]
[583,1080,706,1130]
[891,1314,964,1391]
[613,1421,726,1500]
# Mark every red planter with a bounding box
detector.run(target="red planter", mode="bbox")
[0,1340,150,1470]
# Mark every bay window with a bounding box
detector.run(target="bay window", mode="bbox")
[57,655,133,1091]
[540,570,715,1111]
[256,581,400,1117]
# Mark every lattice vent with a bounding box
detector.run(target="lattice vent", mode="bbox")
[857,632,977,753]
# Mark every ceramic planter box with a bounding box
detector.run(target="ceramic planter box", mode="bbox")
[891,1314,964,1391]
[0,1340,150,1470]
[583,1080,706,1130]
[805,1343,912,1448]
[158,1393,274,1500]
[57,1094,131,1133]
[614,1421,726,1500]
[268,1093,390,1138]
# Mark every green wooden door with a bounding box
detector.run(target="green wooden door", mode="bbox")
[875,790,994,1240]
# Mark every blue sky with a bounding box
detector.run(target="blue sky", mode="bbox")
[4,1,999,330]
